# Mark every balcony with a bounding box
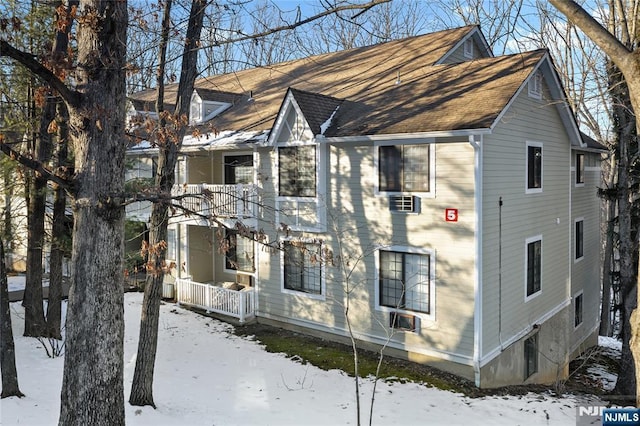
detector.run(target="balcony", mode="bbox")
[171,183,258,220]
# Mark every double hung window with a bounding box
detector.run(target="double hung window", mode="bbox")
[379,250,431,314]
[379,144,430,193]
[278,146,316,197]
[283,241,322,295]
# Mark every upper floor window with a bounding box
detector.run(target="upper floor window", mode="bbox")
[224,230,255,273]
[278,145,316,197]
[379,144,430,193]
[526,142,542,193]
[379,250,432,314]
[283,240,323,295]
[576,153,585,185]
[463,39,474,58]
[575,219,584,260]
[528,72,542,99]
[525,236,542,299]
[224,154,253,185]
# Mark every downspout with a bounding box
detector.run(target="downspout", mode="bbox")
[470,134,483,387]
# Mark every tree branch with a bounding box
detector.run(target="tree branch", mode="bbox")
[0,40,81,108]
[548,0,635,74]
[0,139,72,191]
[201,0,390,49]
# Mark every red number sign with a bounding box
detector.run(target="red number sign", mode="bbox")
[445,208,458,222]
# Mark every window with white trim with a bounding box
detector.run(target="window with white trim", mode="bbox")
[278,145,316,197]
[463,39,474,58]
[528,72,542,99]
[379,144,430,193]
[224,230,255,273]
[224,154,253,185]
[576,153,585,185]
[379,250,431,314]
[526,142,543,192]
[525,236,542,298]
[575,219,584,260]
[283,241,322,295]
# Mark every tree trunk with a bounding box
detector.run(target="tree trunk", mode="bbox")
[0,239,24,398]
[23,98,55,337]
[58,1,128,424]
[129,0,205,407]
[46,101,69,340]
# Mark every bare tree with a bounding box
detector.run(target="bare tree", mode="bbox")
[548,0,640,404]
[1,0,129,423]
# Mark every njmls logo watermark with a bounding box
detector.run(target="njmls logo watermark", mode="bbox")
[576,401,639,426]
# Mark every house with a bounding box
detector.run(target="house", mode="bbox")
[126,25,604,388]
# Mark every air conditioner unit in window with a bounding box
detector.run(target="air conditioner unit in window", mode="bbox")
[389,195,420,213]
[390,312,418,332]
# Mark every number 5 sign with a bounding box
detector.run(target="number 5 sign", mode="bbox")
[445,208,458,222]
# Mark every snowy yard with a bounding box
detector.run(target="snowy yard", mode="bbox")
[2,287,615,425]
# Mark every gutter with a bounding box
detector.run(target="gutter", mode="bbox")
[469,134,483,387]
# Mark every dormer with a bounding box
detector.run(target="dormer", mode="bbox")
[436,26,493,64]
[189,89,231,125]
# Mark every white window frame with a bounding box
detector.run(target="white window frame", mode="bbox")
[528,71,542,99]
[463,38,474,58]
[524,235,543,302]
[574,217,584,262]
[574,290,584,329]
[222,229,256,275]
[280,238,326,300]
[276,142,318,199]
[374,141,435,198]
[375,246,436,322]
[222,151,255,185]
[525,141,543,194]
[575,152,585,187]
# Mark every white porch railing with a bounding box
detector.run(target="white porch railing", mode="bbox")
[172,183,258,218]
[175,277,256,323]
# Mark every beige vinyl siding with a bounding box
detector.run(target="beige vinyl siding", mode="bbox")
[570,151,601,349]
[257,141,477,360]
[481,82,572,360]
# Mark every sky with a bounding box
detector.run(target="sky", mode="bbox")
[2,277,618,426]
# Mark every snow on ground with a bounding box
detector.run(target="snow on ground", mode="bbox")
[2,290,603,425]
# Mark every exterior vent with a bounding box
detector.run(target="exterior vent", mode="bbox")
[389,195,419,213]
[390,312,417,332]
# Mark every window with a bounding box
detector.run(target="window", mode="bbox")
[576,153,585,184]
[463,39,474,58]
[528,72,542,99]
[575,219,584,260]
[224,154,253,184]
[167,228,176,261]
[224,230,254,273]
[379,144,430,193]
[379,250,431,314]
[524,334,538,378]
[283,241,322,295]
[525,237,542,298]
[278,146,316,197]
[574,292,583,327]
[526,143,542,192]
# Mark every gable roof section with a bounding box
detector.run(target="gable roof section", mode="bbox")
[436,25,493,64]
[287,88,343,136]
